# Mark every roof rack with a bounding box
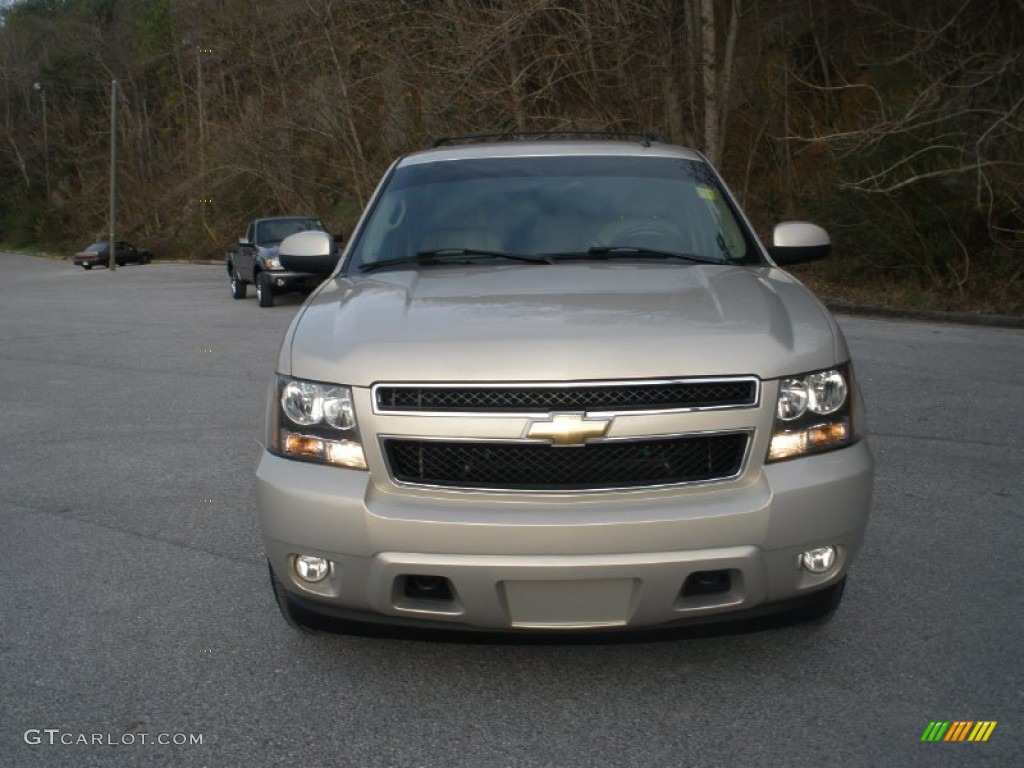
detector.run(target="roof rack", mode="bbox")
[429,131,666,149]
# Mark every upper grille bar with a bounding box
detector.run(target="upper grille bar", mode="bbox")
[374,378,758,415]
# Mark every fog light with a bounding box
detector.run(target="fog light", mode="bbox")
[276,277,286,286]
[294,555,330,583]
[800,546,837,573]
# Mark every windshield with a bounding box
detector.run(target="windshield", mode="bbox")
[256,218,325,244]
[348,155,758,270]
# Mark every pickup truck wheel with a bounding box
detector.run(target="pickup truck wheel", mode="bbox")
[230,271,247,300]
[82,264,92,270]
[256,272,275,307]
[268,561,319,633]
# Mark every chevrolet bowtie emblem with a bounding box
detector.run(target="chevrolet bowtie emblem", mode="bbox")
[526,413,611,447]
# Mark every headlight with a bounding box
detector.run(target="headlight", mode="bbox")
[768,365,858,462]
[776,369,847,421]
[264,256,283,270]
[268,375,366,470]
[776,378,809,421]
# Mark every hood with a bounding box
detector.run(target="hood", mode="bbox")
[284,263,844,385]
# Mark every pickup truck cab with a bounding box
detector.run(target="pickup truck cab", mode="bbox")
[226,216,329,307]
[257,135,873,635]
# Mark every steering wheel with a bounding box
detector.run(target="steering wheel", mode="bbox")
[598,219,691,252]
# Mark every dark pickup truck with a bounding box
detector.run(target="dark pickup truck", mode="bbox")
[226,216,329,307]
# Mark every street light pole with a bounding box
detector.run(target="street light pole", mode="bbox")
[108,79,118,272]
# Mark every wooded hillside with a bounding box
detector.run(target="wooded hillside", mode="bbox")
[1,0,1021,312]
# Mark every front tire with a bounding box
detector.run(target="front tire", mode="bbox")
[230,270,247,300]
[256,272,275,307]
[82,264,92,270]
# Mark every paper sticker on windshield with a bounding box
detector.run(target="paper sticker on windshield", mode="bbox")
[697,187,717,201]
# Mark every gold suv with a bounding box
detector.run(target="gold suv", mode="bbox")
[256,134,873,633]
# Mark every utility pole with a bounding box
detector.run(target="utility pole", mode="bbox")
[33,82,50,202]
[196,46,205,183]
[109,79,118,272]
[196,45,208,242]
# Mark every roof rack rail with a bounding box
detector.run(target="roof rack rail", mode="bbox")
[429,131,666,149]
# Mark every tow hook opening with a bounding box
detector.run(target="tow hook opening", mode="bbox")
[402,574,455,601]
[682,569,732,597]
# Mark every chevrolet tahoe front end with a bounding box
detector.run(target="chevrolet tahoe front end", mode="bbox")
[255,136,873,633]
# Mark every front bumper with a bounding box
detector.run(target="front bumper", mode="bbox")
[256,441,872,631]
[260,270,321,292]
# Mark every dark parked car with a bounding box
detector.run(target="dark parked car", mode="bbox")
[73,241,153,269]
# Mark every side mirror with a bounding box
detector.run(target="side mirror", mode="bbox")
[768,221,831,266]
[279,230,339,275]
[238,237,251,246]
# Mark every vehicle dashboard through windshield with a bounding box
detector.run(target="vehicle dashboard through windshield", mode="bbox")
[347,156,759,271]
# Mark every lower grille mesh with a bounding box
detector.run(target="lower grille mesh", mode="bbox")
[383,433,748,491]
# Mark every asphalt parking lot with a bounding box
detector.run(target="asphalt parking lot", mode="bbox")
[1,253,1021,767]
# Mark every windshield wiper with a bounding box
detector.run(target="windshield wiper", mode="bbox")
[360,248,552,272]
[545,247,725,265]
